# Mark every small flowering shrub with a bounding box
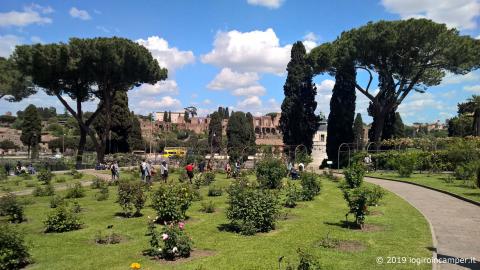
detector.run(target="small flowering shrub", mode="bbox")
[117,180,146,217]
[94,230,121,245]
[0,193,24,223]
[343,164,365,188]
[284,181,300,208]
[300,173,321,201]
[44,206,83,233]
[37,169,53,185]
[0,224,31,270]
[199,171,215,186]
[207,186,223,197]
[365,185,386,206]
[33,183,55,197]
[49,195,65,208]
[151,183,194,222]
[255,157,286,189]
[343,187,369,229]
[96,185,109,201]
[454,162,477,181]
[90,177,108,189]
[200,201,215,213]
[65,182,85,199]
[0,166,7,180]
[226,180,280,235]
[144,219,192,260]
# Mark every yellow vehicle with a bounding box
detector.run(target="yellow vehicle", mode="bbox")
[161,147,187,158]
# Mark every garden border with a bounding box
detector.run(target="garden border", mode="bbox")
[364,174,480,207]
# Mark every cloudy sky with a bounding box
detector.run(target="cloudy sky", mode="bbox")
[0,0,479,124]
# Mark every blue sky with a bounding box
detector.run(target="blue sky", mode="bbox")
[0,0,479,124]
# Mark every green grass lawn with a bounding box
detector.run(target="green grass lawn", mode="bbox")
[367,171,480,203]
[0,172,93,195]
[3,172,432,270]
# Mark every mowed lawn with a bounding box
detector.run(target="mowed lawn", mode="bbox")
[368,171,480,203]
[0,173,92,195]
[6,172,432,270]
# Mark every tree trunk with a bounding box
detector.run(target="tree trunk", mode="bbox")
[473,108,480,136]
[76,128,87,169]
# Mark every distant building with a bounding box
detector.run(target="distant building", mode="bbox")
[311,121,328,168]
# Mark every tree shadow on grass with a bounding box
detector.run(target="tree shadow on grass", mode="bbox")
[217,223,240,233]
[324,220,361,230]
[114,212,143,218]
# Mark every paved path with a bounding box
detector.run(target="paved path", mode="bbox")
[365,177,480,270]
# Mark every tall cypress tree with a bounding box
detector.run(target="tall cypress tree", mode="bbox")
[381,111,405,140]
[326,63,356,166]
[168,111,171,122]
[208,112,223,153]
[245,112,257,155]
[280,42,320,159]
[227,111,255,162]
[225,107,230,119]
[353,113,364,150]
[163,111,168,122]
[109,92,132,153]
[20,104,42,158]
[128,112,144,151]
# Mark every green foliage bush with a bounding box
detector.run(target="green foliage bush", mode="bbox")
[255,157,286,189]
[144,220,192,260]
[32,183,55,197]
[454,162,478,180]
[0,166,7,180]
[344,164,365,188]
[117,181,146,217]
[365,185,386,206]
[200,201,215,213]
[0,224,31,270]
[300,173,321,201]
[343,187,369,228]
[55,176,66,183]
[49,195,65,208]
[67,169,83,179]
[94,230,121,245]
[65,182,85,199]
[96,185,109,201]
[391,153,416,177]
[90,177,108,189]
[37,169,53,184]
[207,186,223,197]
[0,193,24,223]
[226,180,280,235]
[284,181,299,208]
[151,183,194,222]
[44,206,83,233]
[200,171,215,186]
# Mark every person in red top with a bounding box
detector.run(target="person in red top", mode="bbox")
[185,163,194,184]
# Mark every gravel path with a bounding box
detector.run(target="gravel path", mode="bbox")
[365,177,480,270]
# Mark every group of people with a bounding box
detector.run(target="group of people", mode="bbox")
[287,161,305,180]
[3,162,36,176]
[109,161,120,180]
[140,159,169,184]
[224,161,241,178]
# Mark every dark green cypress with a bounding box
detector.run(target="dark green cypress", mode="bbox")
[326,63,356,166]
[20,104,42,158]
[280,41,320,159]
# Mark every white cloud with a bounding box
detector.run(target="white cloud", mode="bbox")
[381,0,480,30]
[464,85,480,93]
[93,9,102,15]
[316,79,335,92]
[237,96,263,110]
[30,36,43,44]
[477,35,480,39]
[207,68,259,90]
[138,96,182,111]
[442,72,479,84]
[69,7,91,20]
[0,5,52,27]
[203,99,212,105]
[0,35,21,57]
[232,85,266,96]
[247,0,284,9]
[398,92,443,117]
[135,80,179,96]
[136,36,195,75]
[202,28,291,75]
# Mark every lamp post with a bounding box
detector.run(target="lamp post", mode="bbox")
[62,133,66,154]
[210,132,216,160]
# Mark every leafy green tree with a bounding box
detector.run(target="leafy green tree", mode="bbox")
[381,112,405,140]
[168,111,172,122]
[20,105,41,158]
[310,19,480,145]
[208,112,223,153]
[227,111,256,162]
[163,111,168,122]
[280,42,320,159]
[458,95,480,136]
[0,57,35,102]
[326,63,356,165]
[128,112,144,151]
[0,115,16,124]
[13,37,166,165]
[353,113,364,150]
[183,110,190,123]
[0,140,18,150]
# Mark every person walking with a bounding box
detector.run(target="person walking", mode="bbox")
[140,159,147,182]
[185,163,194,184]
[160,161,168,183]
[110,162,116,180]
[145,160,153,185]
[113,161,120,180]
[225,163,231,178]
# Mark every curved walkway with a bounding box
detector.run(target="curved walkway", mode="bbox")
[366,176,480,270]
